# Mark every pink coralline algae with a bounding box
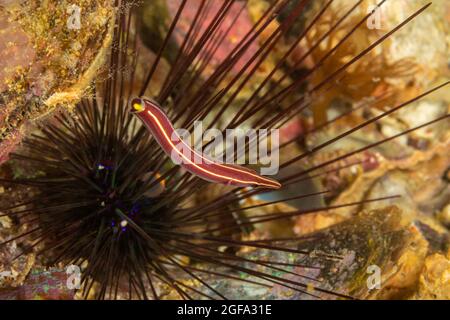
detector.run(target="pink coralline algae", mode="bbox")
[0,268,75,300]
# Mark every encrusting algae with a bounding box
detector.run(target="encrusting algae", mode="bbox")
[0,0,114,163]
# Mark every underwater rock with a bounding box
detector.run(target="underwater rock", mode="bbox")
[369,98,450,155]
[0,267,75,300]
[0,215,35,289]
[136,207,433,300]
[337,0,449,86]
[0,1,114,163]
[239,196,298,238]
[306,133,450,224]
[291,207,430,300]
[293,210,347,237]
[411,251,450,300]
[377,0,450,86]
[293,0,449,127]
[437,204,450,228]
[353,145,450,232]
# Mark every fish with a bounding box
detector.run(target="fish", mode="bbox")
[130,97,281,189]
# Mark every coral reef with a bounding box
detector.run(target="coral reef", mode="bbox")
[0,0,448,300]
